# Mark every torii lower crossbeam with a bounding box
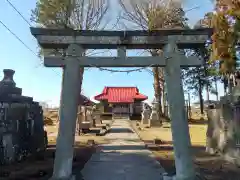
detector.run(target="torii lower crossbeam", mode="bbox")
[44,55,201,67]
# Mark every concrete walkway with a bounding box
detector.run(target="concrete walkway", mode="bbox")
[81,119,164,180]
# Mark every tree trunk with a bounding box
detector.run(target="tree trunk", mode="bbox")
[79,67,84,93]
[158,67,164,115]
[152,67,162,124]
[228,74,234,94]
[161,82,165,116]
[223,75,228,95]
[206,84,210,102]
[215,77,219,101]
[188,93,192,119]
[159,68,167,121]
[198,77,204,115]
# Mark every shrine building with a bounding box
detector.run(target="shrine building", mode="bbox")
[94,87,148,117]
[79,94,95,106]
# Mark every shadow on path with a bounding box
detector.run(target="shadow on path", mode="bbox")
[101,145,146,151]
[188,118,208,125]
[1,145,94,180]
[109,128,134,133]
[82,150,164,180]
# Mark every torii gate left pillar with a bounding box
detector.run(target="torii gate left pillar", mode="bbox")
[51,44,84,180]
[31,28,212,180]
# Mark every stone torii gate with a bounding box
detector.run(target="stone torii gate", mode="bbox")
[31,28,212,180]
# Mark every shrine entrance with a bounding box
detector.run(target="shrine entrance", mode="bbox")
[31,28,212,180]
[112,104,129,114]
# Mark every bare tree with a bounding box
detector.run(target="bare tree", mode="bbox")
[32,0,110,120]
[118,0,187,124]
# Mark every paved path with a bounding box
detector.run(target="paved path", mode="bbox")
[81,119,164,180]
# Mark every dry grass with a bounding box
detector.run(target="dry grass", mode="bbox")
[46,125,109,146]
[43,110,58,126]
[1,132,107,180]
[132,119,240,180]
[135,121,207,146]
[190,108,208,121]
[1,136,95,180]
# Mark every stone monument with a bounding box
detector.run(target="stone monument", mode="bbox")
[0,69,47,165]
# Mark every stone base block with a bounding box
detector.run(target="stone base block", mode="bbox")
[49,175,75,180]
[163,174,202,180]
[163,173,176,180]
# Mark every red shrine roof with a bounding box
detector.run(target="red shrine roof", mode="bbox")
[94,87,148,103]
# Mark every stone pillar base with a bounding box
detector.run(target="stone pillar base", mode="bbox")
[163,173,199,180]
[163,173,176,180]
[49,175,75,180]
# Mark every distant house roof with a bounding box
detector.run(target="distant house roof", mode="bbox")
[79,94,95,106]
[94,87,148,103]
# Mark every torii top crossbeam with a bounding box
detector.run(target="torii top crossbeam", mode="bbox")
[30,28,213,49]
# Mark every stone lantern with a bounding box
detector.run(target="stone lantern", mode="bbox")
[150,98,159,123]
[141,103,151,127]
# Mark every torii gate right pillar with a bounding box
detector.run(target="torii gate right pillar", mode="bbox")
[164,38,195,180]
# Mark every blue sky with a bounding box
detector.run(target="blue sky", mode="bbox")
[0,0,222,107]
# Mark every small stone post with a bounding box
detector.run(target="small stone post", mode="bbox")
[51,44,83,180]
[164,37,195,180]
